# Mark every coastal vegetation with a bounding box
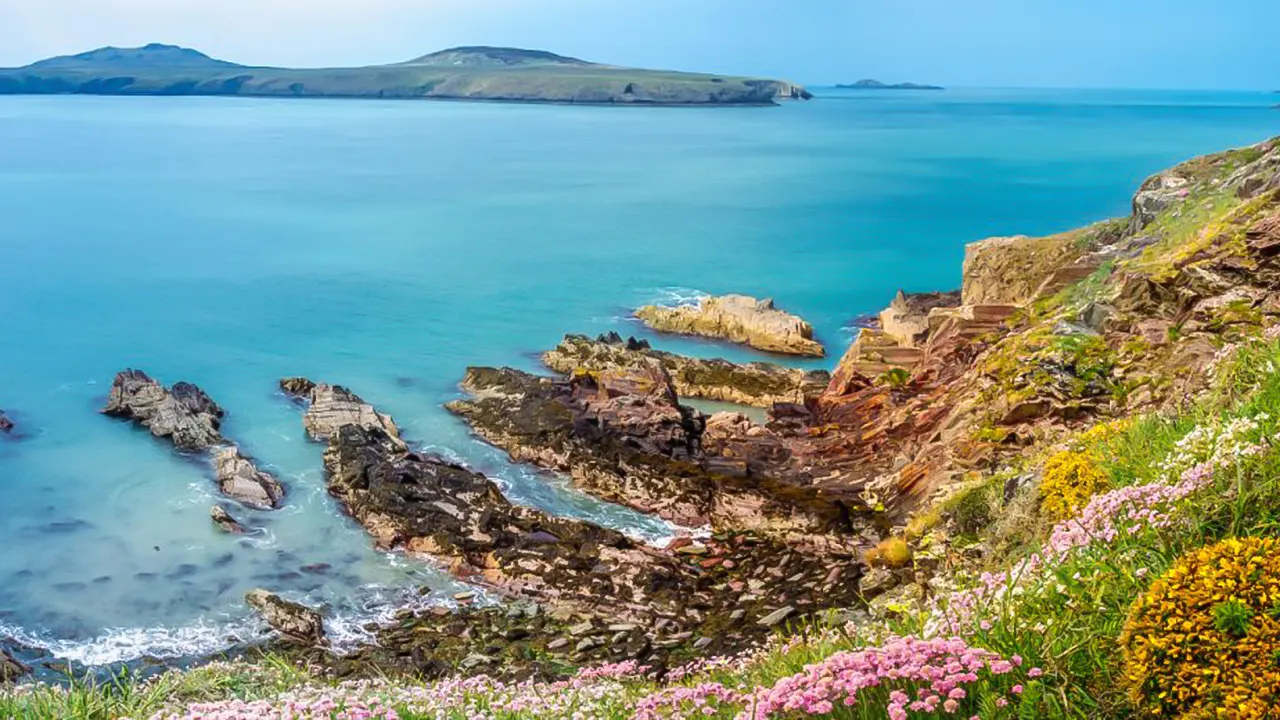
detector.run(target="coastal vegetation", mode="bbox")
[5,131,1280,718]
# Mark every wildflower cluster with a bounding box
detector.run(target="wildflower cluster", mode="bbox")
[738,636,1035,719]
[1038,450,1110,521]
[1157,413,1270,477]
[927,461,1216,636]
[1120,537,1280,720]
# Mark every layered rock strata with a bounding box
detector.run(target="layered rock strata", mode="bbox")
[543,333,829,407]
[246,589,326,645]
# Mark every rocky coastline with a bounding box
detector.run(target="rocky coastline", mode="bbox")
[10,137,1280,710]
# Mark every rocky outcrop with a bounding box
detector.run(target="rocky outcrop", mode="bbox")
[543,333,830,408]
[634,294,824,357]
[102,370,284,508]
[246,589,326,645]
[279,378,400,444]
[0,644,28,684]
[448,364,856,536]
[879,290,962,346]
[102,370,224,451]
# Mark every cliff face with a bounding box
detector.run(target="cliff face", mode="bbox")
[815,136,1280,514]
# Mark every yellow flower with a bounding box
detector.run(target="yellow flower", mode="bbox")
[1120,537,1280,719]
[1039,450,1111,520]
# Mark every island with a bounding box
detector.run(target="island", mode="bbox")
[836,78,943,90]
[0,43,812,106]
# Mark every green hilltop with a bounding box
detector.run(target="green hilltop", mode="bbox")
[0,44,811,106]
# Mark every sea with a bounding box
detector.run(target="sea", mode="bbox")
[0,87,1276,669]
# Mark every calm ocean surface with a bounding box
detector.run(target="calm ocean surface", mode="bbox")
[1,87,1276,667]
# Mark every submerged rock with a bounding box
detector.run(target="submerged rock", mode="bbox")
[634,294,824,357]
[246,589,326,645]
[103,370,284,508]
[543,333,829,407]
[210,505,247,534]
[0,409,13,434]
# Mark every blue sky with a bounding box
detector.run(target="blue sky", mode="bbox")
[0,0,1275,89]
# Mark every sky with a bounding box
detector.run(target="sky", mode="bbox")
[0,0,1276,90]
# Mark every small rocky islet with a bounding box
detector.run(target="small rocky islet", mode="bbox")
[9,136,1280,718]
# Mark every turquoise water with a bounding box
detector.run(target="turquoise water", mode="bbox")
[1,87,1276,667]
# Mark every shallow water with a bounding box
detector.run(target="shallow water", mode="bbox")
[1,87,1276,666]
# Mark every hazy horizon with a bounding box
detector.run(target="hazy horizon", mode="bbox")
[0,0,1276,91]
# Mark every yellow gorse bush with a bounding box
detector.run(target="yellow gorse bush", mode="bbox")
[1038,449,1110,520]
[1120,537,1280,719]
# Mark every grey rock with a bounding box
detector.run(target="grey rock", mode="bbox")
[546,638,570,651]
[857,567,898,598]
[213,447,284,509]
[210,506,246,534]
[757,606,795,627]
[245,589,325,645]
[0,646,29,683]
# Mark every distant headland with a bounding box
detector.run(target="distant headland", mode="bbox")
[0,43,812,106]
[836,79,944,91]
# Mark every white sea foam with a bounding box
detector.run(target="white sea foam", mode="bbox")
[646,286,708,308]
[0,617,257,667]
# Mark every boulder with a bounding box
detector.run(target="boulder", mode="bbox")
[544,333,829,407]
[213,447,285,509]
[102,370,224,451]
[634,294,824,357]
[210,505,247,534]
[1130,173,1189,232]
[246,589,326,645]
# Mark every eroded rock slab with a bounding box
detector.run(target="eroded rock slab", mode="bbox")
[102,370,284,508]
[635,294,824,357]
[0,644,28,684]
[544,333,829,407]
[210,506,247,534]
[246,589,326,645]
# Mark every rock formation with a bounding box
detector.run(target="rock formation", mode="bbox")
[0,644,28,684]
[284,378,864,652]
[279,378,400,444]
[543,333,830,407]
[634,294,824,357]
[102,370,224,451]
[246,589,326,645]
[447,363,856,538]
[102,370,284,508]
[210,505,247,533]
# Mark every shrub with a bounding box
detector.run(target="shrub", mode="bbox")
[866,537,912,568]
[1039,450,1111,521]
[1120,537,1280,719]
[878,367,912,389]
